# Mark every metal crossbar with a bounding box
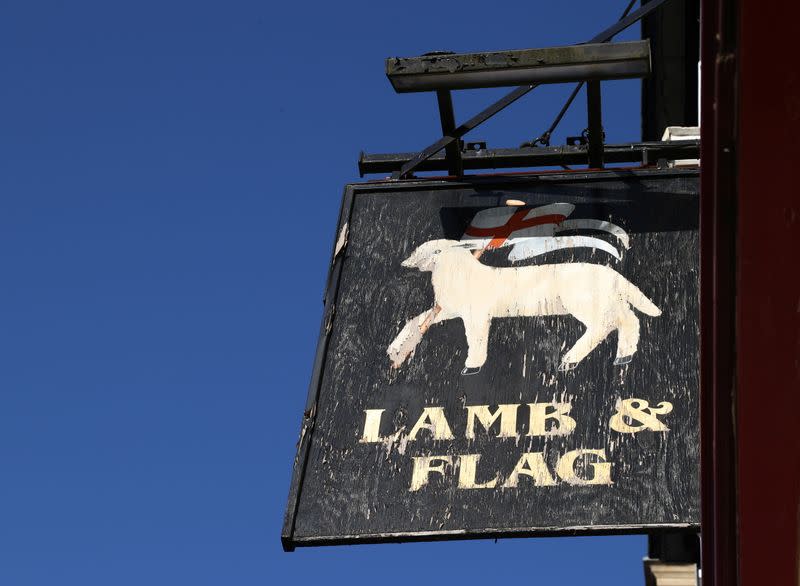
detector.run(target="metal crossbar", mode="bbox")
[391,0,671,179]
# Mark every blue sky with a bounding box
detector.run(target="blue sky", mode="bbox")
[1,1,647,584]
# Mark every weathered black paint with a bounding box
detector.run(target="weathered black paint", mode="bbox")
[283,169,699,550]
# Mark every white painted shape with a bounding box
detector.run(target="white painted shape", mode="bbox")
[393,240,661,371]
[468,206,518,229]
[462,225,557,247]
[557,219,630,249]
[334,222,348,258]
[522,202,574,219]
[508,235,622,261]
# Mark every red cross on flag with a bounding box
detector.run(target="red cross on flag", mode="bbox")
[462,203,630,261]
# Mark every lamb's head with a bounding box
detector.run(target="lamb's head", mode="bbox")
[401,239,477,272]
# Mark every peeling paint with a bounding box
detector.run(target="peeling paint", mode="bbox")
[284,171,700,549]
[334,222,348,259]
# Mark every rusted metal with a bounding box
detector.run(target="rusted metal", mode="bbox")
[386,40,651,93]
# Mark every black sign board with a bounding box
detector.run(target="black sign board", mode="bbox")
[283,169,699,550]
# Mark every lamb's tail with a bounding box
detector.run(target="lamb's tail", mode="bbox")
[624,281,662,316]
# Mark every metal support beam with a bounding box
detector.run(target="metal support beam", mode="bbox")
[387,40,651,93]
[359,140,699,176]
[436,90,463,176]
[648,532,701,563]
[390,0,671,179]
[644,533,700,586]
[390,84,535,179]
[586,81,604,168]
[642,0,700,140]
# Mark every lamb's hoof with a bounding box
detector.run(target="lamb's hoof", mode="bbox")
[461,366,481,376]
[614,355,633,366]
[558,361,577,372]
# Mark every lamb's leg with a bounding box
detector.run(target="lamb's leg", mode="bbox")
[614,308,640,365]
[387,305,450,368]
[559,321,614,371]
[462,317,492,375]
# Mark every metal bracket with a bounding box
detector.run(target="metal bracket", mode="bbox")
[435,90,463,176]
[388,0,671,180]
[566,134,588,146]
[586,80,604,168]
[463,141,487,152]
[359,140,700,176]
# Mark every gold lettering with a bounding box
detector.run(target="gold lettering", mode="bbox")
[609,399,673,433]
[527,403,577,436]
[502,452,557,487]
[409,455,453,491]
[555,449,613,485]
[465,404,518,439]
[457,454,499,489]
[407,407,455,441]
[359,409,386,443]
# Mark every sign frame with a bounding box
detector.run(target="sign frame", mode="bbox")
[282,168,700,551]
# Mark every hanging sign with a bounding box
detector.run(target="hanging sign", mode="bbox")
[283,169,699,550]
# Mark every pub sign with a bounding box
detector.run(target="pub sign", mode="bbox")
[283,169,699,550]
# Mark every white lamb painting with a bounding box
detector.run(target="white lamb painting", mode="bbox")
[387,203,662,374]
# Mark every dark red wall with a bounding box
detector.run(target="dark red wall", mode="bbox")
[737,0,800,583]
[702,0,800,583]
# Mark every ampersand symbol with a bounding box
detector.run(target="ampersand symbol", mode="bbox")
[609,398,673,433]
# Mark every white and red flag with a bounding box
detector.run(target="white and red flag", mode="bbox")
[461,203,629,261]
